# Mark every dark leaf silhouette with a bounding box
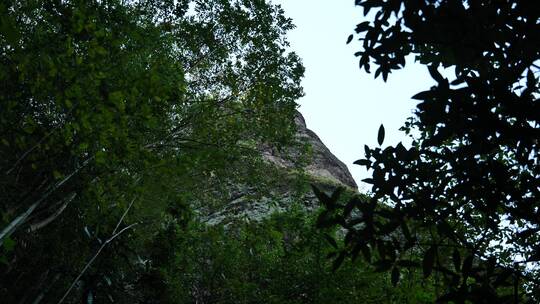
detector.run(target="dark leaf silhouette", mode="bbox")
[391,267,400,286]
[377,124,385,145]
[452,249,460,271]
[324,233,338,249]
[353,159,371,166]
[314,0,540,301]
[422,246,436,278]
[332,251,346,272]
[355,21,370,33]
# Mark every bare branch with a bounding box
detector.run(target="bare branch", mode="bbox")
[27,192,77,232]
[113,196,137,235]
[0,157,92,244]
[57,197,139,304]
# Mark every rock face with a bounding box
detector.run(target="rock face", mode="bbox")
[202,111,357,224]
[262,112,357,189]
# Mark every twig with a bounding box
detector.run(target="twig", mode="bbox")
[57,196,139,304]
[6,132,53,175]
[113,196,137,235]
[0,157,92,244]
[31,273,61,304]
[5,107,80,176]
[57,222,139,304]
[27,192,77,232]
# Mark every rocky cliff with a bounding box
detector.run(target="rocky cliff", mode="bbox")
[262,112,357,189]
[201,111,357,225]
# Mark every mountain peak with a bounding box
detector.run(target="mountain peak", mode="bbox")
[263,111,357,189]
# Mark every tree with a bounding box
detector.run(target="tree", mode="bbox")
[142,205,438,303]
[0,0,303,302]
[316,0,540,302]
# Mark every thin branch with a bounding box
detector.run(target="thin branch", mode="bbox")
[185,48,219,73]
[5,104,80,176]
[57,196,139,304]
[0,157,92,244]
[113,196,137,235]
[31,273,60,304]
[6,132,54,175]
[27,192,77,232]
[57,222,139,304]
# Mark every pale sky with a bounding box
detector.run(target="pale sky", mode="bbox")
[273,0,435,190]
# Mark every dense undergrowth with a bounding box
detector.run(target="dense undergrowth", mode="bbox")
[138,207,439,303]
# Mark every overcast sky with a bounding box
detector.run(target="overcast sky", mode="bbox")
[272,0,435,190]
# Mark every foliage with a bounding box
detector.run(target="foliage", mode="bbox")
[140,207,438,304]
[317,0,540,302]
[0,0,303,302]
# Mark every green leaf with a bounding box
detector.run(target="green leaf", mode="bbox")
[23,123,35,134]
[2,237,15,252]
[53,170,63,180]
[377,124,385,145]
[79,142,89,151]
[0,16,20,44]
[95,151,106,165]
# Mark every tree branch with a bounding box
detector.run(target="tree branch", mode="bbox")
[0,157,92,244]
[57,196,139,304]
[27,192,77,232]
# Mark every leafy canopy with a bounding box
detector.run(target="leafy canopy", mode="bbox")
[0,0,303,302]
[316,0,540,302]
